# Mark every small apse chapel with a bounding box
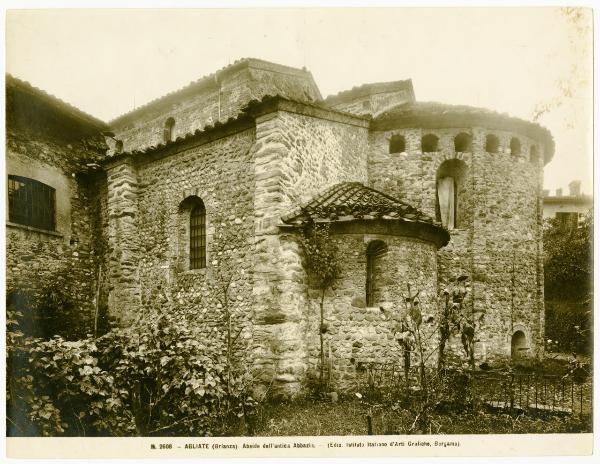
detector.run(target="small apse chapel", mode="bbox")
[5,59,554,395]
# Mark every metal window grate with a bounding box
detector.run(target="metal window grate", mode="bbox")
[8,175,56,231]
[190,203,206,269]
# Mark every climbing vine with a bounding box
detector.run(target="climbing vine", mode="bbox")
[298,220,340,393]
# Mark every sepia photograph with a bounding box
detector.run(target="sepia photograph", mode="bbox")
[3,2,595,459]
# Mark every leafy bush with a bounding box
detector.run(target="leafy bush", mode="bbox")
[7,266,94,340]
[545,300,592,354]
[7,306,258,437]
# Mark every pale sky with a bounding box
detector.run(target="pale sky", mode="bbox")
[5,7,593,194]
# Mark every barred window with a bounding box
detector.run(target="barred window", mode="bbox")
[7,175,56,231]
[190,202,206,269]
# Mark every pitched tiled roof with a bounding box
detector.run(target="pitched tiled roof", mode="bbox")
[6,74,108,130]
[108,94,367,161]
[109,58,322,125]
[324,80,415,106]
[281,182,439,226]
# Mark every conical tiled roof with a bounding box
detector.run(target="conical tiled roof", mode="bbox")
[281,182,438,226]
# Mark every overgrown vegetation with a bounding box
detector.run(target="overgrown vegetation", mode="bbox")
[7,265,94,340]
[299,221,340,394]
[7,304,259,437]
[255,398,591,436]
[386,276,475,432]
[6,245,260,437]
[543,211,592,354]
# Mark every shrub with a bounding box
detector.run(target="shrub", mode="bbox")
[7,267,94,340]
[6,306,257,437]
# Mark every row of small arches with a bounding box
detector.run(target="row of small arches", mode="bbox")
[389,133,539,162]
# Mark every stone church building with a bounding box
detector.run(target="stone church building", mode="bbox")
[6,59,553,395]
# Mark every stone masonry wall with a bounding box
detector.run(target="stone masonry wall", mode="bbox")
[6,127,105,336]
[368,126,545,361]
[105,129,257,346]
[304,233,439,391]
[110,65,320,154]
[252,109,369,396]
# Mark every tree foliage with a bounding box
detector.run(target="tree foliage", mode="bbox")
[543,210,592,353]
[543,211,592,301]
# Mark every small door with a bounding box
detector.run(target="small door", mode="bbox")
[511,330,527,359]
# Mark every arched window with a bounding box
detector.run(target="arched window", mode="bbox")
[436,159,468,229]
[115,140,123,153]
[190,201,206,269]
[454,132,472,152]
[164,117,175,143]
[421,134,439,152]
[485,134,499,153]
[389,134,406,154]
[530,145,539,164]
[510,137,521,156]
[366,240,387,307]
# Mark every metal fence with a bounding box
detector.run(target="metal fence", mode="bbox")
[355,362,592,418]
[471,370,591,417]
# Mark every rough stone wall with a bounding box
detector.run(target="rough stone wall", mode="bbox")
[5,127,105,334]
[110,65,320,153]
[251,110,369,396]
[104,158,142,324]
[304,233,439,391]
[104,129,257,344]
[368,126,545,361]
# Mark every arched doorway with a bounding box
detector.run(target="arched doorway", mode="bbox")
[511,330,527,359]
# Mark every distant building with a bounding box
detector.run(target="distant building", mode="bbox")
[543,181,592,229]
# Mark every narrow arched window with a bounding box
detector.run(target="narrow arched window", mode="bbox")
[530,145,539,164]
[164,117,175,143]
[421,134,439,152]
[454,132,472,152]
[436,159,468,229]
[485,134,499,153]
[510,137,521,156]
[190,202,206,269]
[389,134,406,154]
[115,140,123,153]
[366,240,387,307]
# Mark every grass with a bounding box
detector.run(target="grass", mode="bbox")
[253,398,592,436]
[249,356,593,437]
